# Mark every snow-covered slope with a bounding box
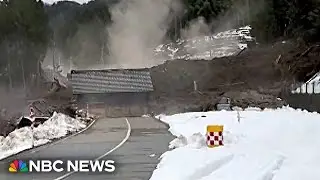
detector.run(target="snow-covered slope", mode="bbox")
[150,107,320,180]
[154,26,253,60]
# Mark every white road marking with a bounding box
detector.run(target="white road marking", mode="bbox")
[53,118,132,180]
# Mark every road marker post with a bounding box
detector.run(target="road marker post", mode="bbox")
[206,125,224,148]
[194,81,198,91]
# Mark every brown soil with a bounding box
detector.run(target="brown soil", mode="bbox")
[151,42,296,96]
[149,41,298,113]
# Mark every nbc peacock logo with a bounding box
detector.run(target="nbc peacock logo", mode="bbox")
[9,160,29,173]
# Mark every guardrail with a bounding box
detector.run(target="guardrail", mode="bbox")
[289,81,320,94]
[281,81,320,112]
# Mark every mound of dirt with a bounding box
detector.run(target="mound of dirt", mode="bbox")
[29,99,76,118]
[224,90,286,109]
[149,41,300,113]
[151,42,295,97]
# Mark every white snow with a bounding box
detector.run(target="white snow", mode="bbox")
[0,128,33,160]
[42,0,91,5]
[0,112,87,160]
[154,26,254,61]
[150,107,320,180]
[142,114,152,118]
[149,154,156,158]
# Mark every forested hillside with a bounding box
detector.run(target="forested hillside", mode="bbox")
[0,0,319,89]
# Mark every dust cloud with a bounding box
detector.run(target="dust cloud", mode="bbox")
[46,0,266,71]
[106,0,183,68]
[179,0,265,57]
[180,16,212,57]
[181,17,210,39]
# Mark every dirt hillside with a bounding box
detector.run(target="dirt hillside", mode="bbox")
[149,41,303,114]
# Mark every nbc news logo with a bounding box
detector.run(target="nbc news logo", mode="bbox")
[9,159,116,173]
[9,160,28,173]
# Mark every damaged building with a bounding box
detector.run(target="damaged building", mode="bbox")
[68,68,154,117]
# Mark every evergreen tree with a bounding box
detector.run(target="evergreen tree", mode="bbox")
[0,0,49,88]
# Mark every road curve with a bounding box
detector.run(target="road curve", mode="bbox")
[53,118,131,180]
[0,117,173,180]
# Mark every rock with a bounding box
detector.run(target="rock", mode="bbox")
[16,117,33,129]
[224,90,287,109]
[29,100,77,118]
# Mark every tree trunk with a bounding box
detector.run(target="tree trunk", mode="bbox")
[6,42,13,90]
[19,41,26,90]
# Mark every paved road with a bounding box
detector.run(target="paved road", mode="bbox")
[0,117,173,180]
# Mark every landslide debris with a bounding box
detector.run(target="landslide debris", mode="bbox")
[277,44,320,82]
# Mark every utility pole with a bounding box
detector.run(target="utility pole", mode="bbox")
[20,42,26,90]
[179,17,182,33]
[52,31,56,73]
[52,42,55,72]
[69,57,73,70]
[6,42,13,90]
[21,58,26,90]
[246,0,250,24]
[175,16,178,40]
[37,58,40,87]
[7,56,12,90]
[58,54,61,68]
[100,43,105,65]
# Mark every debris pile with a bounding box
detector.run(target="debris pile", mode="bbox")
[29,99,77,118]
[278,45,320,82]
[223,90,286,109]
[0,101,91,137]
[149,41,297,114]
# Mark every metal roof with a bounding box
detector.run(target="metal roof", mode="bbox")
[68,69,154,94]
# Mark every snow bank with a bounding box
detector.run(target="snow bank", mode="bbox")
[0,112,87,160]
[0,128,33,160]
[151,107,320,180]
